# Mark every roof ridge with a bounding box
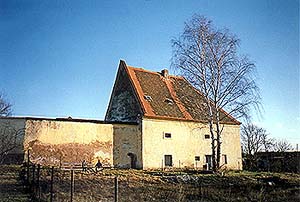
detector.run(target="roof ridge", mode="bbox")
[127,65,184,79]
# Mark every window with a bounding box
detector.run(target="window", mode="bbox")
[204,134,210,139]
[195,156,200,161]
[164,155,173,167]
[144,95,152,101]
[205,155,212,170]
[164,98,173,105]
[164,133,172,138]
[222,154,228,164]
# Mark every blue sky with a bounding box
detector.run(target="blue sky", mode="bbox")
[0,0,299,146]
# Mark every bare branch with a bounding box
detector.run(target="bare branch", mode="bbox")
[172,15,261,171]
[0,93,12,117]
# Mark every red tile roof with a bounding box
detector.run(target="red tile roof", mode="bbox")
[122,61,240,125]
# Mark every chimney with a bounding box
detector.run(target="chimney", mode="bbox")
[161,69,169,78]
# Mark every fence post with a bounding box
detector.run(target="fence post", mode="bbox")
[50,166,54,202]
[114,176,118,202]
[70,170,74,202]
[199,184,202,197]
[37,164,40,202]
[27,150,30,185]
[32,164,36,193]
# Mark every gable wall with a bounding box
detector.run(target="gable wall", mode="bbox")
[105,63,142,122]
[142,118,242,170]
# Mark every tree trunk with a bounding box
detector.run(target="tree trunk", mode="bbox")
[209,120,216,171]
[215,122,221,170]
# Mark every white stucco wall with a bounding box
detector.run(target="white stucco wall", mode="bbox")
[142,118,242,170]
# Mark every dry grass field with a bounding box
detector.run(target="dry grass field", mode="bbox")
[0,165,30,202]
[1,165,299,202]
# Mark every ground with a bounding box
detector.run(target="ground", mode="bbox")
[0,166,30,202]
[0,165,299,202]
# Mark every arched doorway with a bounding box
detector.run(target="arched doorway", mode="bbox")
[127,153,137,169]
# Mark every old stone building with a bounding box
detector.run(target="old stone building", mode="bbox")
[0,60,242,170]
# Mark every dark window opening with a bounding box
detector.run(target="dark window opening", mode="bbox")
[164,133,172,138]
[164,155,173,167]
[205,155,212,170]
[222,154,228,164]
[127,153,137,169]
[195,156,200,161]
[164,98,173,105]
[205,134,210,139]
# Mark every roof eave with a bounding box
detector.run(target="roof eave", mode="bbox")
[143,114,241,125]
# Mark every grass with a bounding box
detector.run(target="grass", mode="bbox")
[0,165,30,202]
[33,168,300,202]
[1,165,299,202]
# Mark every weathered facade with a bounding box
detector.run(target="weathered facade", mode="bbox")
[105,60,242,170]
[0,60,242,170]
[0,117,140,168]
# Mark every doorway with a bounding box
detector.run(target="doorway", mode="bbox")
[127,153,137,169]
[205,155,212,170]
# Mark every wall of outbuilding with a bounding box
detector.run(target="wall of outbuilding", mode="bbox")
[24,119,114,166]
[22,119,140,168]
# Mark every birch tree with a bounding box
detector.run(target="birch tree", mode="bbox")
[172,15,260,171]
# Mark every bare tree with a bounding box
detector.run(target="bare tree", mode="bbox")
[0,122,25,163]
[0,93,19,163]
[0,93,12,116]
[241,123,274,155]
[172,15,261,171]
[273,139,293,152]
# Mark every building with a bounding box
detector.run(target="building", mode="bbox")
[255,151,300,173]
[0,60,242,170]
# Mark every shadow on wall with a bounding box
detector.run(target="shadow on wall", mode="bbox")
[27,140,112,166]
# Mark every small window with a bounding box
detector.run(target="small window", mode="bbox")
[204,134,210,139]
[195,156,200,161]
[144,95,152,101]
[164,133,172,138]
[164,155,173,167]
[222,154,228,164]
[164,98,173,105]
